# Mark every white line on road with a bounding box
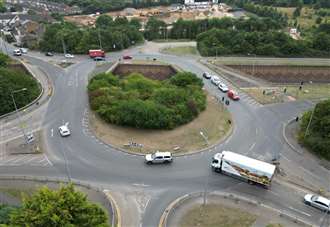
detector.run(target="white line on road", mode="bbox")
[51,128,53,137]
[288,206,311,217]
[299,167,322,181]
[249,142,256,151]
[281,154,291,162]
[11,156,28,164]
[44,154,53,166]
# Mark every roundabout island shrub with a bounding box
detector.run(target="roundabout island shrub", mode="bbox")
[88,71,206,129]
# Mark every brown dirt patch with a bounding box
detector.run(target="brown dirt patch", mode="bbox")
[226,65,330,83]
[89,95,232,154]
[111,63,177,80]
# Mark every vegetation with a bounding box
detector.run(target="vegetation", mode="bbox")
[0,205,18,225]
[225,0,330,8]
[161,46,199,56]
[47,0,182,13]
[88,71,206,129]
[40,15,143,54]
[299,99,330,160]
[180,204,257,227]
[9,184,109,227]
[0,53,41,116]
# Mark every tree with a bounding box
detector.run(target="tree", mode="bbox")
[10,184,109,227]
[96,15,113,28]
[144,17,167,40]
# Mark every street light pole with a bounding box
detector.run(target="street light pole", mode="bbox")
[11,88,28,143]
[304,104,316,139]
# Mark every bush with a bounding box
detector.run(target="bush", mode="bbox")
[0,66,41,116]
[299,99,330,160]
[0,205,18,224]
[88,71,206,129]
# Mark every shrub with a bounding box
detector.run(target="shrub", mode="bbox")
[88,71,206,129]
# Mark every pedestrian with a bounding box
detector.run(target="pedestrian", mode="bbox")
[283,87,287,93]
[295,116,299,122]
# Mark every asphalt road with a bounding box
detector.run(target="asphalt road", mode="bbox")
[1,42,329,227]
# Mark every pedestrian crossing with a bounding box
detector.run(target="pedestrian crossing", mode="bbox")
[238,93,263,108]
[0,154,52,167]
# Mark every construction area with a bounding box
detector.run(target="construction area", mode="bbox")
[64,3,243,28]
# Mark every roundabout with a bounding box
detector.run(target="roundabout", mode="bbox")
[0,41,329,227]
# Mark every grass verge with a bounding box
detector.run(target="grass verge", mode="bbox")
[0,187,35,201]
[161,46,199,56]
[89,95,232,154]
[243,84,330,104]
[179,204,256,227]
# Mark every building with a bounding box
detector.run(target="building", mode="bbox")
[184,0,218,5]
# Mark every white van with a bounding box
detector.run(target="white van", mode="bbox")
[13,49,22,56]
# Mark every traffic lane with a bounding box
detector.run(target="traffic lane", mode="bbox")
[228,180,324,225]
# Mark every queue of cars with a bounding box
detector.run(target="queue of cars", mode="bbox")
[203,71,240,101]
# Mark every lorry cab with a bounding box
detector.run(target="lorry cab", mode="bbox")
[211,152,224,172]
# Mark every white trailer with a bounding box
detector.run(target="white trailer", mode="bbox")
[211,151,276,188]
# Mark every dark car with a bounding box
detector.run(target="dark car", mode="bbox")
[203,72,211,79]
[94,56,105,61]
[45,52,54,56]
[123,55,133,60]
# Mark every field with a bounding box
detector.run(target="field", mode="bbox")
[180,204,257,227]
[161,46,199,56]
[243,84,330,104]
[89,95,232,154]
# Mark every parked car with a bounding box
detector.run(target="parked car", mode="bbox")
[19,48,28,54]
[211,76,221,86]
[145,151,173,164]
[123,55,133,60]
[94,56,105,61]
[59,124,71,137]
[227,90,240,100]
[304,194,330,212]
[203,72,211,79]
[218,83,229,92]
[65,53,74,58]
[13,49,22,56]
[45,52,54,56]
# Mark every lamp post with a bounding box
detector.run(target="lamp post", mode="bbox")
[11,88,29,143]
[199,130,209,145]
[248,53,256,77]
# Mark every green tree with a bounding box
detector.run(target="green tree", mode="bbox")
[144,17,167,40]
[10,184,109,227]
[95,15,113,28]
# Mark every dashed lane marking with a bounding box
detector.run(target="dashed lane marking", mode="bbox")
[288,206,311,217]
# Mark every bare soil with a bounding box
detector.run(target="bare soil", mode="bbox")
[226,65,330,83]
[89,95,232,154]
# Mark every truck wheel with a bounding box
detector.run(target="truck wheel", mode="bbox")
[147,161,152,165]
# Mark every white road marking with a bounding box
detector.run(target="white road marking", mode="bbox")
[249,142,256,151]
[281,154,291,162]
[23,156,39,164]
[51,128,53,137]
[288,206,311,217]
[299,167,322,181]
[11,156,28,164]
[44,154,53,166]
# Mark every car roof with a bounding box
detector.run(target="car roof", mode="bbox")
[314,196,330,206]
[155,151,171,156]
[59,125,69,130]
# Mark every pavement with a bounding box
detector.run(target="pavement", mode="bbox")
[0,41,329,227]
[166,193,309,227]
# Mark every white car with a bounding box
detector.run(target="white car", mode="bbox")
[19,48,28,54]
[65,53,74,58]
[13,49,22,56]
[211,76,221,86]
[145,151,173,164]
[59,124,71,137]
[304,194,330,212]
[218,83,229,92]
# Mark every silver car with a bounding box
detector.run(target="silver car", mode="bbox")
[211,76,221,86]
[145,151,173,164]
[304,194,330,212]
[218,83,229,92]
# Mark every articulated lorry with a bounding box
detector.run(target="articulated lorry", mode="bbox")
[211,151,276,188]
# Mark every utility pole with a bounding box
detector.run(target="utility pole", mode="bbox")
[11,88,29,144]
[61,35,66,55]
[98,29,102,50]
[304,104,316,139]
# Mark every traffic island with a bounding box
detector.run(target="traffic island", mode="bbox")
[88,62,233,155]
[89,95,232,155]
[159,192,313,227]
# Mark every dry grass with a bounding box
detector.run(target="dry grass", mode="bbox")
[161,46,199,56]
[179,204,257,227]
[89,95,232,154]
[243,84,330,104]
[276,7,295,18]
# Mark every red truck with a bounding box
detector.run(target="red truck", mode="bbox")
[89,49,105,58]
